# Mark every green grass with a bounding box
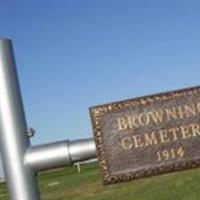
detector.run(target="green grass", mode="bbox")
[1,163,200,199]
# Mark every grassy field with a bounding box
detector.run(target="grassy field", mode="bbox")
[1,163,200,199]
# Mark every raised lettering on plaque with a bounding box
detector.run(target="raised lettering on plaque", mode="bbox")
[90,86,200,185]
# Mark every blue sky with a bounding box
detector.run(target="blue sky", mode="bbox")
[0,1,200,177]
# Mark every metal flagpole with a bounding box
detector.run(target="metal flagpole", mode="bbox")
[0,39,40,199]
[0,38,97,200]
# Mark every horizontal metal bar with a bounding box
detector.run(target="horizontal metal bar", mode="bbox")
[69,138,96,163]
[25,138,96,172]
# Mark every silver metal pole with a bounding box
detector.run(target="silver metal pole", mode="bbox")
[25,138,96,172]
[0,39,40,200]
[0,38,97,200]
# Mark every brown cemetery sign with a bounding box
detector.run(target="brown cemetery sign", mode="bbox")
[90,86,200,185]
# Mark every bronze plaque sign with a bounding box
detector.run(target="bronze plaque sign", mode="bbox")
[90,86,200,185]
